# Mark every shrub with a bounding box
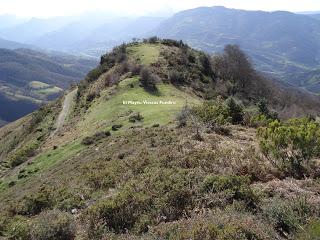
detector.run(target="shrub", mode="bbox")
[139,67,158,91]
[152,211,279,240]
[84,168,200,234]
[111,124,123,131]
[86,67,105,83]
[28,105,52,131]
[8,141,39,167]
[161,39,184,47]
[202,175,258,208]
[226,98,244,124]
[262,197,315,237]
[295,219,320,240]
[199,53,214,76]
[30,210,75,240]
[192,100,231,126]
[85,188,152,234]
[257,99,278,120]
[176,106,191,128]
[145,36,159,44]
[5,215,30,239]
[169,70,185,85]
[86,91,100,102]
[82,131,111,145]
[104,72,120,87]
[18,186,53,216]
[129,113,144,123]
[258,118,320,178]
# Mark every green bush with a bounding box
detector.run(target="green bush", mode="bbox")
[226,98,244,124]
[202,175,258,208]
[5,215,30,240]
[169,70,185,85]
[262,197,315,237]
[86,187,152,234]
[18,186,53,216]
[84,168,200,234]
[129,113,144,123]
[295,219,320,240]
[82,131,111,145]
[8,141,39,167]
[257,99,278,120]
[192,100,231,125]
[258,118,320,178]
[30,210,75,240]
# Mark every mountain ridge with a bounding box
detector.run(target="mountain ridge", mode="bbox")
[0,40,319,239]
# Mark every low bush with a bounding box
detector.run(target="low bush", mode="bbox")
[86,91,100,102]
[82,131,111,145]
[129,113,144,123]
[169,70,185,85]
[202,175,258,208]
[30,210,75,240]
[258,118,320,178]
[8,141,39,167]
[262,197,316,237]
[176,106,191,128]
[5,215,30,239]
[295,219,320,240]
[111,124,123,131]
[18,186,53,216]
[192,100,231,126]
[84,168,201,234]
[152,211,279,240]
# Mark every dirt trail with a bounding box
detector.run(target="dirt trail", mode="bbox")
[53,88,77,134]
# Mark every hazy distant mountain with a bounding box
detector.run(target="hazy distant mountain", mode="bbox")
[0,38,31,49]
[29,16,165,57]
[0,16,74,43]
[154,6,320,92]
[309,14,320,21]
[0,48,97,123]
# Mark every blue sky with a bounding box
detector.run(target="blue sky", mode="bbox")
[0,0,319,17]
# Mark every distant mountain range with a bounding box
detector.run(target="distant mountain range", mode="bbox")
[1,7,320,93]
[0,37,31,49]
[0,48,97,124]
[153,6,320,92]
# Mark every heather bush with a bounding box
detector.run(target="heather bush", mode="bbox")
[82,131,111,145]
[30,210,75,240]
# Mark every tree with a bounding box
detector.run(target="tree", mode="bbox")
[140,67,157,91]
[212,45,254,95]
[226,98,244,124]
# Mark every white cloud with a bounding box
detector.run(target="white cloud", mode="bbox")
[0,0,319,17]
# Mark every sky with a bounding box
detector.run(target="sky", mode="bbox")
[0,0,319,18]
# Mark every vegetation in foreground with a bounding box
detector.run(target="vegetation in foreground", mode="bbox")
[0,38,319,239]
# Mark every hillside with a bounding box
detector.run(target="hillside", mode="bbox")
[154,7,320,93]
[0,48,97,124]
[0,40,319,239]
[0,38,31,49]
